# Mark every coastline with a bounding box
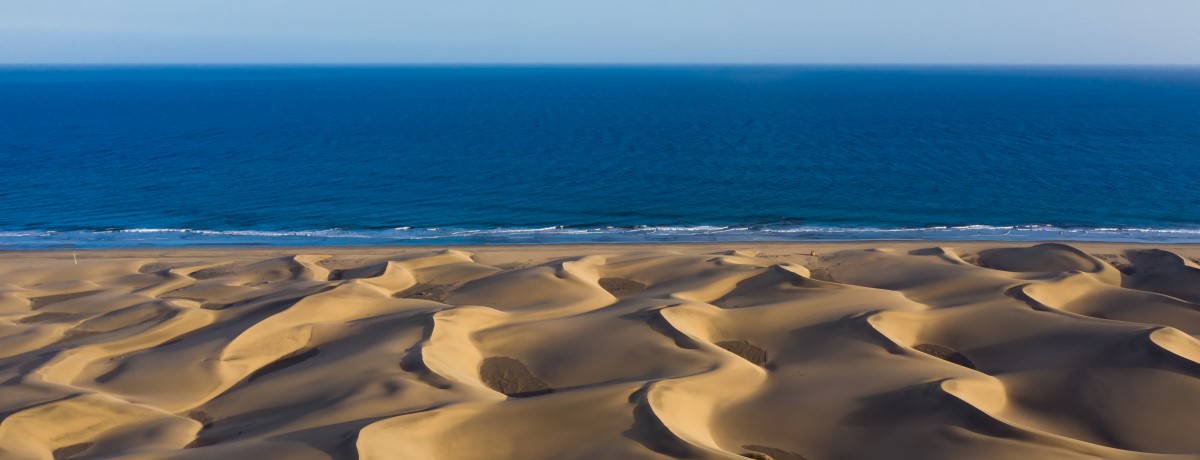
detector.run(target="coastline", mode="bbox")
[4,239,1199,258]
[5,224,1200,250]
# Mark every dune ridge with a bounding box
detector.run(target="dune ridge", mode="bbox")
[2,242,1200,459]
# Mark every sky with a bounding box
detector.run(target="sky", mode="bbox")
[1,0,1198,65]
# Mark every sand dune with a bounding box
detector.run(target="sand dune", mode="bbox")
[2,242,1200,459]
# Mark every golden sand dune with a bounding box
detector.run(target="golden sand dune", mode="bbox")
[2,242,1200,459]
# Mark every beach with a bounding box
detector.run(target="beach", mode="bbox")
[2,241,1200,459]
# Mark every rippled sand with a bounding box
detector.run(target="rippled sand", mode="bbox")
[2,242,1200,459]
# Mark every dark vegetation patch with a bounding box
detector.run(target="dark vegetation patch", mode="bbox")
[598,278,647,297]
[245,348,321,383]
[913,344,976,370]
[189,264,238,280]
[29,291,103,309]
[395,283,457,303]
[161,292,229,310]
[807,268,836,283]
[139,262,201,274]
[187,410,215,429]
[52,442,93,460]
[742,444,809,460]
[58,328,107,342]
[16,312,76,324]
[907,248,947,256]
[161,295,231,310]
[138,263,173,274]
[188,285,338,313]
[479,356,552,397]
[716,340,769,366]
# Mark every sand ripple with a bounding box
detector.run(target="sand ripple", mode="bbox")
[2,243,1200,459]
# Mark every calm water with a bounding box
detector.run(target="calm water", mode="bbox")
[1,66,1198,248]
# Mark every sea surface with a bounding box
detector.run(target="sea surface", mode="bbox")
[1,66,1198,249]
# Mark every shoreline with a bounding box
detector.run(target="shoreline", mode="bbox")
[5,224,1200,251]
[5,239,1200,257]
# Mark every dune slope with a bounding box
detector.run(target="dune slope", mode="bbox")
[1,243,1200,459]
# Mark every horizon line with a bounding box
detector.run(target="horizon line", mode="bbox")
[3,62,1200,68]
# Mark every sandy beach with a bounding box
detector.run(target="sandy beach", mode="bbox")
[2,241,1200,459]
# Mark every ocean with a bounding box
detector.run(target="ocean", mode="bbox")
[1,65,1198,248]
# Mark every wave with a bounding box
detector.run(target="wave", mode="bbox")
[2,224,1200,249]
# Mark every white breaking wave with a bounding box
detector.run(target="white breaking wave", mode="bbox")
[110,228,375,238]
[2,224,1200,249]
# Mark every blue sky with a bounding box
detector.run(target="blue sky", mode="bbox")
[2,0,1197,64]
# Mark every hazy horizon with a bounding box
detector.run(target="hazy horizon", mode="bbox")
[6,63,1200,68]
[2,0,1198,65]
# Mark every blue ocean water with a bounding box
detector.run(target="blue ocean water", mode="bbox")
[1,66,1198,249]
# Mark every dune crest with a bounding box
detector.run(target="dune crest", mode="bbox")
[2,243,1200,459]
